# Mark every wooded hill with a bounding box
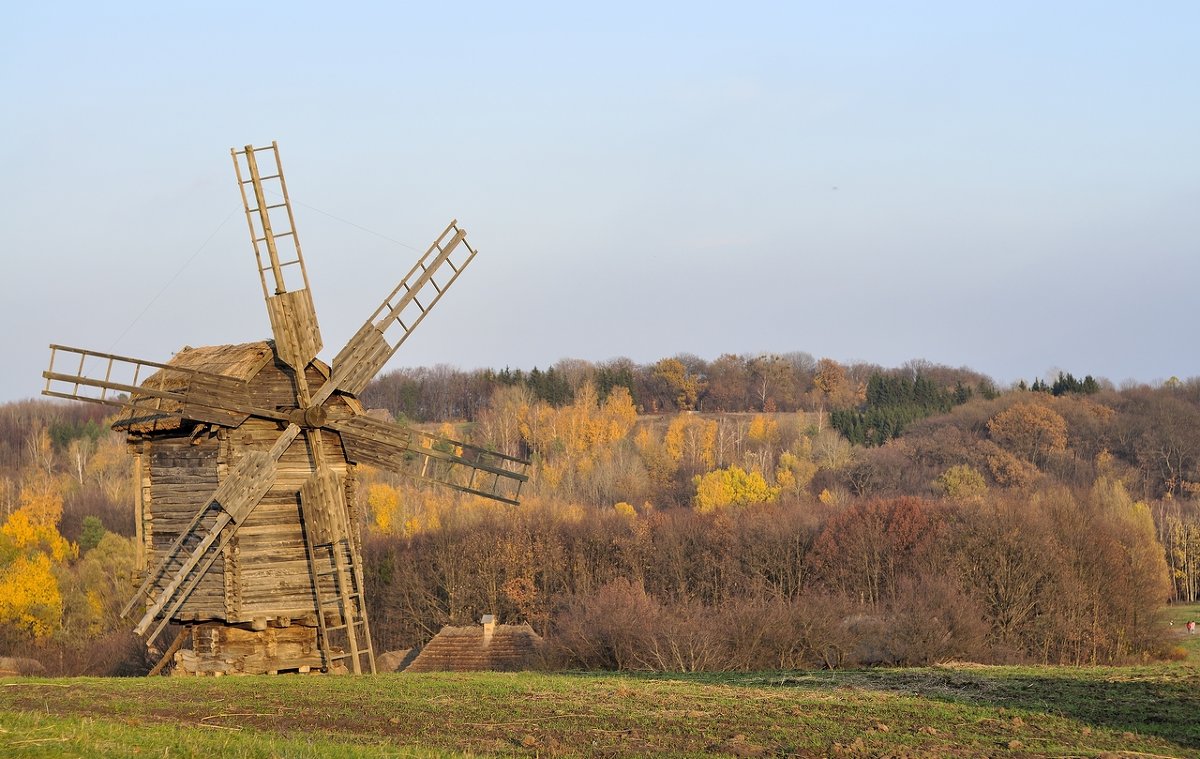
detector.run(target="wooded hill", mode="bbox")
[0,353,1198,674]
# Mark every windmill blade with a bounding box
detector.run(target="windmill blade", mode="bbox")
[127,424,301,642]
[42,344,289,427]
[329,416,529,504]
[298,468,375,674]
[312,221,477,404]
[298,468,351,555]
[232,142,323,372]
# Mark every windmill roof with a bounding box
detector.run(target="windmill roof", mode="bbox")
[169,341,278,379]
[403,623,545,673]
[113,341,277,434]
[113,340,364,434]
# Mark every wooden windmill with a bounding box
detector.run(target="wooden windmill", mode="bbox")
[42,142,528,675]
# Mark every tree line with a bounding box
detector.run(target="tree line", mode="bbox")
[361,354,999,420]
[364,481,1167,669]
[0,354,1198,673]
[356,361,1198,669]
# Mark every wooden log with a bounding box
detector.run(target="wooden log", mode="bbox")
[148,627,190,677]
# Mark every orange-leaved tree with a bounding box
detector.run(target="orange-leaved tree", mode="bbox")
[987,401,1068,467]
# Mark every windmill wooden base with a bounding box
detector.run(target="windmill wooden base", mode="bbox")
[173,623,325,676]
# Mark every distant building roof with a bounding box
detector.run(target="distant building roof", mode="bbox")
[404,622,544,673]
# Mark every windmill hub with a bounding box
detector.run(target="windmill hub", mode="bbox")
[289,404,328,429]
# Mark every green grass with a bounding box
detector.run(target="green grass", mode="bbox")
[1,660,1198,757]
[1162,602,1200,661]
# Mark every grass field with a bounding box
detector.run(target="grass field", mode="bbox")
[1162,602,1200,660]
[2,606,1198,758]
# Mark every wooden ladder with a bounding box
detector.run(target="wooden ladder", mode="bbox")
[303,530,376,675]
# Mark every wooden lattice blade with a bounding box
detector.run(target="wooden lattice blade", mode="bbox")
[298,468,374,674]
[42,344,289,427]
[299,467,349,548]
[266,288,323,373]
[231,142,323,372]
[317,221,477,403]
[329,415,529,504]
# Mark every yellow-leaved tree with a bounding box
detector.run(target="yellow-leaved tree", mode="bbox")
[0,479,76,642]
[521,383,638,504]
[1092,475,1171,604]
[368,481,401,534]
[364,477,450,537]
[693,465,780,513]
[775,436,818,497]
[663,415,717,473]
[86,431,132,504]
[0,553,61,641]
[745,414,782,474]
[614,502,637,519]
[474,385,533,459]
[634,425,676,495]
[652,358,704,411]
[747,415,781,447]
[58,531,136,640]
[935,464,988,502]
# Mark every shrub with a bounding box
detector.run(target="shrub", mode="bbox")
[935,465,987,502]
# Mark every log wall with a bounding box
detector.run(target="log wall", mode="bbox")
[135,355,362,628]
[144,434,226,619]
[228,420,353,621]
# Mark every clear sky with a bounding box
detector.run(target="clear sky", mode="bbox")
[1,2,1196,403]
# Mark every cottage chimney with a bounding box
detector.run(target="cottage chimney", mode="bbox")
[481,614,495,646]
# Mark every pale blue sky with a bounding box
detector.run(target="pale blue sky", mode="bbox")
[1,2,1196,402]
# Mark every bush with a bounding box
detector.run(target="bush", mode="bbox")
[548,579,663,671]
[884,573,988,665]
[549,583,866,672]
[1158,644,1189,662]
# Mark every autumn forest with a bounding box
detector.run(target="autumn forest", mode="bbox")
[2,352,1198,674]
